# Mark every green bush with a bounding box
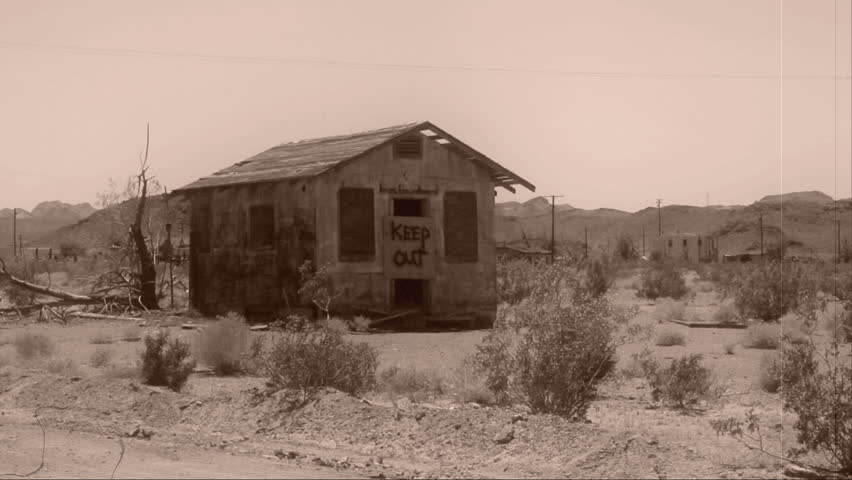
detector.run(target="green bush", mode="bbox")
[251,325,378,395]
[194,312,250,375]
[644,354,714,409]
[637,262,688,300]
[140,330,195,391]
[476,262,630,419]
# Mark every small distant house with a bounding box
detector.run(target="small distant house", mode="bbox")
[175,121,535,325]
[651,233,717,262]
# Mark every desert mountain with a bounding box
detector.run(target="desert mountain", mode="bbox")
[0,201,98,251]
[496,191,852,260]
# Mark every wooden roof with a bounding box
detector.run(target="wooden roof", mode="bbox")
[175,121,535,193]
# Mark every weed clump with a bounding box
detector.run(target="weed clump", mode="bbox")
[140,330,195,391]
[250,324,377,395]
[643,354,714,409]
[655,329,687,347]
[638,261,688,300]
[194,312,249,375]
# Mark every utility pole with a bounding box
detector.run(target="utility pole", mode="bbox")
[12,208,17,259]
[642,226,646,257]
[759,214,764,259]
[547,195,564,264]
[166,223,175,309]
[584,227,588,259]
[656,199,662,236]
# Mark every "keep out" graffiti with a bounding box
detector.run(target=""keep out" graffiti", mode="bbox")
[390,220,430,267]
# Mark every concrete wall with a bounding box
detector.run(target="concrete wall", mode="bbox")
[651,233,716,262]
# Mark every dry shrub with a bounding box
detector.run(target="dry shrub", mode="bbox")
[821,304,852,343]
[89,333,112,345]
[320,317,351,334]
[620,348,657,379]
[745,323,780,350]
[43,358,79,376]
[476,261,631,419]
[351,315,371,332]
[693,280,715,293]
[733,261,820,322]
[90,346,113,368]
[497,258,544,305]
[757,352,781,393]
[655,329,686,347]
[378,364,445,401]
[448,358,495,405]
[251,325,377,395]
[14,332,56,360]
[723,342,737,355]
[583,259,611,298]
[637,261,689,300]
[140,329,195,391]
[194,313,249,375]
[654,299,686,323]
[643,354,714,409]
[713,303,740,325]
[121,326,142,342]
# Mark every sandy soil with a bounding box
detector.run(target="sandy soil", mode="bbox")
[0,272,847,479]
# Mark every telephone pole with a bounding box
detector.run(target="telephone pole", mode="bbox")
[759,214,764,259]
[547,195,564,264]
[12,208,17,259]
[656,199,662,236]
[642,226,646,257]
[584,227,588,259]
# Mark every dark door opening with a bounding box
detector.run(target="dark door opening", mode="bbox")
[393,279,425,308]
[393,198,425,217]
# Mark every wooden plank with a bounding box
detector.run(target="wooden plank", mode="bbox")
[70,312,141,322]
[668,320,747,329]
[369,308,420,327]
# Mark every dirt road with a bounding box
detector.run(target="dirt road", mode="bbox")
[0,409,359,479]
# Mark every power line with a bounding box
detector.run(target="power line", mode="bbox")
[1,40,851,80]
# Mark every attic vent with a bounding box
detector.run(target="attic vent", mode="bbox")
[394,136,422,159]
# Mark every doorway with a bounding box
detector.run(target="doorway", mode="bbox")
[393,279,426,308]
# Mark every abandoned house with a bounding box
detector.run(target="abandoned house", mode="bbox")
[175,121,535,325]
[650,232,718,262]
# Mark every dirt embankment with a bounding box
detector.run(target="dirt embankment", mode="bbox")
[0,366,782,479]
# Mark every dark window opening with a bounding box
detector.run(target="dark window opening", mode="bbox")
[393,198,426,217]
[444,191,478,262]
[668,239,672,248]
[394,136,422,159]
[339,187,375,260]
[394,279,425,308]
[683,239,687,247]
[249,205,274,249]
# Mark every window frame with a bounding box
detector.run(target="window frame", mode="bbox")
[248,204,275,251]
[338,187,376,262]
[443,190,479,263]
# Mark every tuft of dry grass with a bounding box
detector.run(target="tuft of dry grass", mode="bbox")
[43,358,79,376]
[713,303,740,325]
[89,333,112,345]
[193,313,250,375]
[13,332,56,360]
[653,299,687,323]
[378,364,446,402]
[655,329,686,347]
[757,352,781,393]
[744,323,780,350]
[320,317,351,333]
[103,363,140,380]
[120,326,143,342]
[89,346,113,368]
[446,358,495,405]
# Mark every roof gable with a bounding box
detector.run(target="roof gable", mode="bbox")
[176,121,534,193]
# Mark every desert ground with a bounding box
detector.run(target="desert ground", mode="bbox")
[2,265,848,479]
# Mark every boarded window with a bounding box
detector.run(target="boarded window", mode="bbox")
[444,191,478,262]
[192,202,211,254]
[249,205,275,249]
[339,188,375,260]
[393,136,422,159]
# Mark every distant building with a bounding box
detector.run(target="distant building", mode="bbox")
[651,233,717,262]
[175,121,535,325]
[496,244,551,262]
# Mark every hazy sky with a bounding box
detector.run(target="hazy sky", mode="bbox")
[1,0,850,212]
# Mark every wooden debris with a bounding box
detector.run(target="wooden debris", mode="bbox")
[368,308,420,327]
[249,324,269,331]
[181,323,206,330]
[70,312,140,322]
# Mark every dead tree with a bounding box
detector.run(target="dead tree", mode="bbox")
[130,124,158,310]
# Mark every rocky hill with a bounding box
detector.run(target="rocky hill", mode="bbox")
[496,192,852,260]
[0,201,97,251]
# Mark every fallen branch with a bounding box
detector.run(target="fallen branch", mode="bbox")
[69,312,140,322]
[0,259,92,302]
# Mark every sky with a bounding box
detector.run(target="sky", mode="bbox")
[1,0,850,212]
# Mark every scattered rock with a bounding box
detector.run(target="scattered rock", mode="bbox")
[467,402,482,409]
[510,413,527,424]
[414,411,426,421]
[70,376,82,382]
[274,449,301,460]
[493,426,514,445]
